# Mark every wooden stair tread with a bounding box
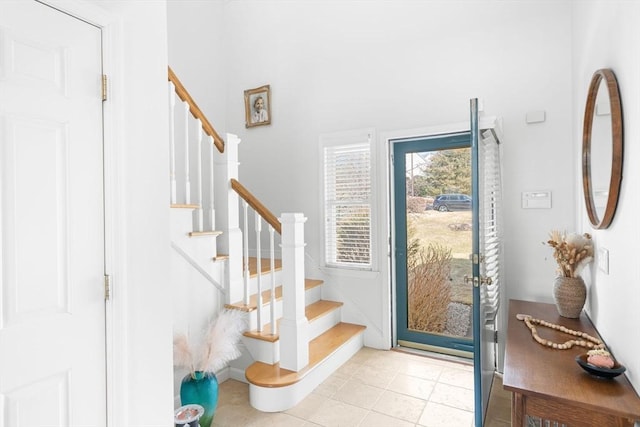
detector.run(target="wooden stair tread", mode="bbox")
[212,254,229,262]
[243,300,344,342]
[170,203,200,209]
[225,278,324,312]
[189,230,223,237]
[245,322,366,388]
[247,257,282,276]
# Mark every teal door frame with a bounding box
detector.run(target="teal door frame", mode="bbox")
[392,132,473,354]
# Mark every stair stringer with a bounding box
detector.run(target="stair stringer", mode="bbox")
[170,207,228,404]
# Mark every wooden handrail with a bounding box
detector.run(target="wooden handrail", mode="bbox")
[168,66,225,153]
[231,178,281,234]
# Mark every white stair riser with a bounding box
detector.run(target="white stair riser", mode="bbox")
[241,335,280,365]
[308,307,342,341]
[245,270,282,296]
[248,331,364,412]
[305,284,321,306]
[246,299,283,331]
[243,304,342,365]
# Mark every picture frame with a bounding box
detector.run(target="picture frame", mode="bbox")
[244,85,271,128]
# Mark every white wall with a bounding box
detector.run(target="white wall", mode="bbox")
[83,1,174,425]
[167,0,227,139]
[166,0,640,401]
[213,0,575,350]
[572,0,640,392]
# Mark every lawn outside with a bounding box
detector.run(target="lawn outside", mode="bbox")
[408,210,473,305]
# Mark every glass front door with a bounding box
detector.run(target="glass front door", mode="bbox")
[393,133,474,355]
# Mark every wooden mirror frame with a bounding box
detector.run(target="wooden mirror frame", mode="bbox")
[582,68,623,229]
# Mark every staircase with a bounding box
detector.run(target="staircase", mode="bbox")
[168,67,366,412]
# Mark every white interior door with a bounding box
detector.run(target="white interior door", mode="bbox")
[0,2,106,425]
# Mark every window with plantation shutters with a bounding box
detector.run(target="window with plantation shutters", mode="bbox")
[322,132,372,269]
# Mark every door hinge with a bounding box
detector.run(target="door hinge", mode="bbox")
[102,74,108,101]
[104,274,111,300]
[494,330,499,343]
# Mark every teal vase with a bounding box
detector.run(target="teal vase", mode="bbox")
[180,371,219,427]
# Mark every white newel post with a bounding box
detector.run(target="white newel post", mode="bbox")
[278,213,309,372]
[214,133,243,305]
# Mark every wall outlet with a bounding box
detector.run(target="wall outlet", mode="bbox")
[598,247,609,274]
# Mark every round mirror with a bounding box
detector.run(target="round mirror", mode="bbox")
[582,68,623,229]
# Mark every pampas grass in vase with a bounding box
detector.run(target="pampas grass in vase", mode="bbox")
[174,309,247,427]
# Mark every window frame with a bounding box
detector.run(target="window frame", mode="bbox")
[320,128,376,271]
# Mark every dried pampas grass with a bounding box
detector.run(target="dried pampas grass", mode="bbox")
[174,309,247,376]
[545,230,593,278]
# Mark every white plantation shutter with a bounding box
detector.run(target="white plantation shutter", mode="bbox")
[323,135,372,269]
[479,129,503,322]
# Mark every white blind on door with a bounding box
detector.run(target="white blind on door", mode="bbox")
[479,130,503,322]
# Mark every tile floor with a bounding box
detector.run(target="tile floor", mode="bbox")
[212,347,512,426]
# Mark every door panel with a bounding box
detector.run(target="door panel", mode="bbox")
[393,133,474,355]
[0,2,106,425]
[471,99,503,426]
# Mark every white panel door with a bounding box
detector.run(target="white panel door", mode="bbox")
[0,2,106,426]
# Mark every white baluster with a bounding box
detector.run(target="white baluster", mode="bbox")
[195,119,203,231]
[168,82,177,204]
[208,135,215,231]
[269,225,277,336]
[242,200,250,306]
[183,102,191,204]
[255,214,263,332]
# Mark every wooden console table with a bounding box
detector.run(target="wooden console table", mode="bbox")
[503,299,640,427]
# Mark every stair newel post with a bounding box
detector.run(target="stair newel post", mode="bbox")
[168,81,177,205]
[255,214,263,332]
[208,135,215,232]
[269,225,277,336]
[278,213,309,372]
[242,200,250,307]
[183,102,191,204]
[216,133,242,305]
[195,118,204,232]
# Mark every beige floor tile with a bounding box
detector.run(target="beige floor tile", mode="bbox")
[351,363,397,388]
[360,411,416,427]
[331,378,385,410]
[334,358,362,378]
[307,398,369,427]
[211,403,261,427]
[399,358,445,381]
[208,349,519,427]
[429,382,475,412]
[372,389,427,423]
[284,392,329,419]
[365,351,412,371]
[313,371,349,398]
[438,366,475,389]
[217,379,250,405]
[387,373,436,400]
[243,412,307,427]
[418,401,474,427]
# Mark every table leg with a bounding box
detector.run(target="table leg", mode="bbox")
[511,392,524,427]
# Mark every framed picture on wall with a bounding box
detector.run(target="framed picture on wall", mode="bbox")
[244,85,271,128]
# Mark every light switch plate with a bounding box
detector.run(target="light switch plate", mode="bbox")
[598,247,609,274]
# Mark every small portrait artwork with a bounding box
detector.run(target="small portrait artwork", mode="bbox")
[244,85,271,128]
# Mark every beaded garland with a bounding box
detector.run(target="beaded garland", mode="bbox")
[516,313,604,350]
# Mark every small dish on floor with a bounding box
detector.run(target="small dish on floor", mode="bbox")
[576,354,626,379]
